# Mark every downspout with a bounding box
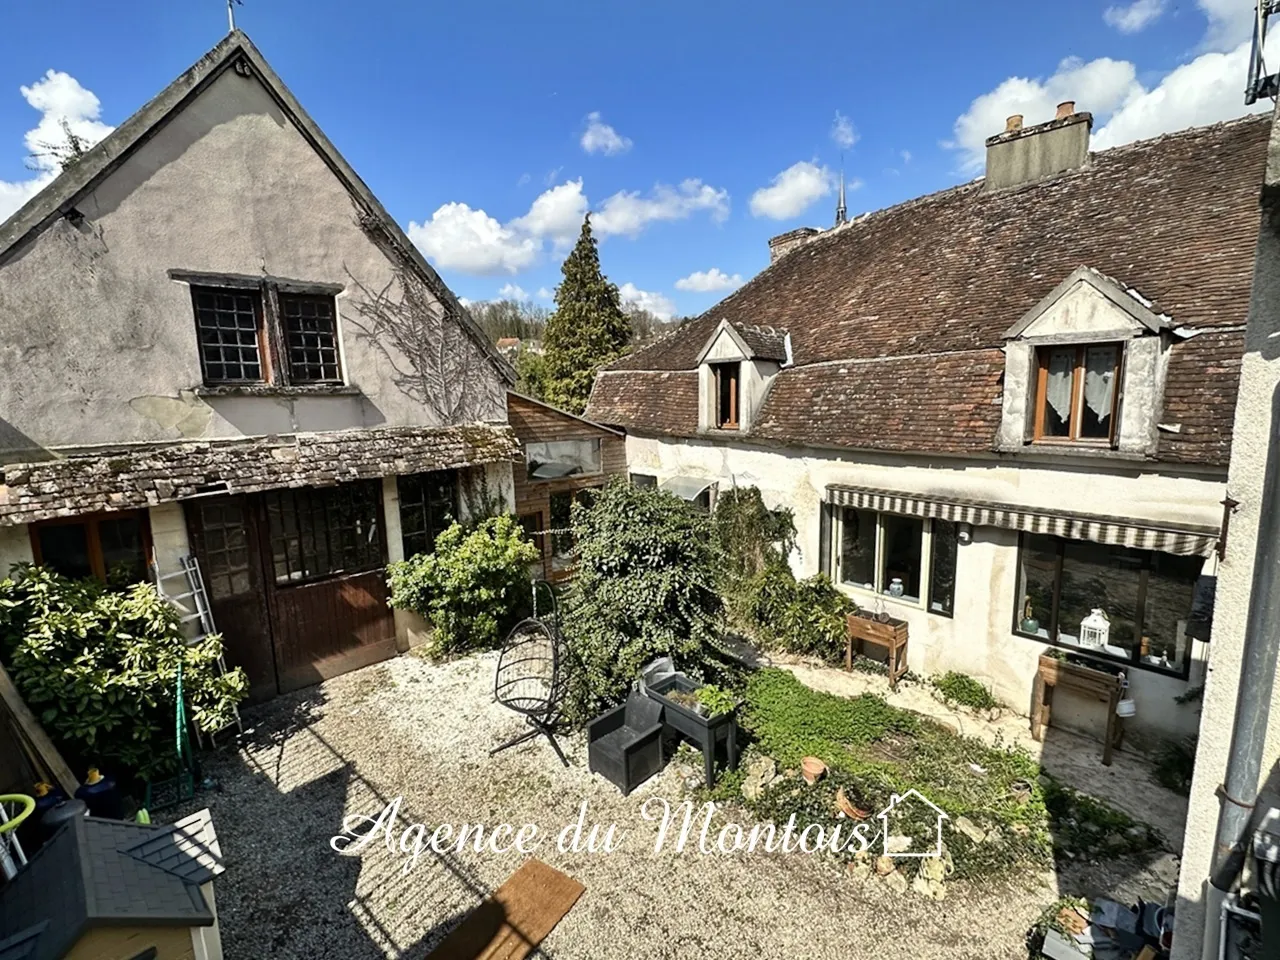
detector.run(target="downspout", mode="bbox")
[1203,379,1280,959]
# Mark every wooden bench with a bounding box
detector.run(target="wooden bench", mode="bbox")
[846,614,909,691]
[1031,653,1126,765]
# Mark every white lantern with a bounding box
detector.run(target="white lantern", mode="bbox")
[1079,608,1110,649]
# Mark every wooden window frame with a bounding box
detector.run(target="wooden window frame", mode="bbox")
[713,362,740,430]
[1032,342,1123,445]
[186,276,345,389]
[1011,533,1195,679]
[30,510,153,582]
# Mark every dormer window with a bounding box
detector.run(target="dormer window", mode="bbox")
[696,319,789,434]
[998,267,1173,458]
[713,362,740,429]
[1034,342,1121,442]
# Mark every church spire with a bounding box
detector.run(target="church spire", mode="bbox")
[834,166,848,226]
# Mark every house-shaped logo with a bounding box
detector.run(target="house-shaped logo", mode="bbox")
[877,789,949,858]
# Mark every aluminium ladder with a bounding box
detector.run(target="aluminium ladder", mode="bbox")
[151,554,243,746]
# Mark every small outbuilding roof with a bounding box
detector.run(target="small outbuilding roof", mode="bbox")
[0,810,224,960]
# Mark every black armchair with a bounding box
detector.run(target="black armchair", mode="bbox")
[587,692,665,796]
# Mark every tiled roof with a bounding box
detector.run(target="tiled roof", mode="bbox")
[731,322,788,361]
[590,115,1269,466]
[587,370,699,435]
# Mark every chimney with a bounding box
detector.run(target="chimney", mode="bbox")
[984,103,1092,192]
[768,227,820,263]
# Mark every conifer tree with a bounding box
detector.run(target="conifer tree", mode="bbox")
[541,215,631,413]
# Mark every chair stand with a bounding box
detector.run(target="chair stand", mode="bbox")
[491,715,569,767]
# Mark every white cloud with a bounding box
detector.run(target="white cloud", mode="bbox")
[407,202,539,275]
[411,176,729,275]
[1198,0,1255,52]
[749,161,835,219]
[618,282,676,320]
[830,111,858,150]
[1,70,114,221]
[900,150,912,164]
[510,177,587,248]
[516,172,531,186]
[536,287,553,300]
[675,268,743,293]
[580,111,633,156]
[947,57,1140,172]
[1091,41,1271,149]
[1103,0,1165,34]
[947,3,1276,172]
[594,179,730,237]
[498,283,528,300]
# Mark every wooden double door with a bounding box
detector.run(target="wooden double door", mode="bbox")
[184,480,396,703]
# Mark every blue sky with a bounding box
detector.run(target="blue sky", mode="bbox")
[0,0,1269,318]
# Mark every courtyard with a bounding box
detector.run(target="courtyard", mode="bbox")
[184,650,1187,960]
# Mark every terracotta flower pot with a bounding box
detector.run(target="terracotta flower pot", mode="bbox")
[835,787,871,820]
[800,756,827,785]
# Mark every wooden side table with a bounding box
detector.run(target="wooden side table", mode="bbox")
[1031,653,1126,765]
[846,614,910,690]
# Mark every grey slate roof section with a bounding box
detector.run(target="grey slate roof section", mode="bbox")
[0,815,218,960]
[124,808,225,885]
[0,30,515,387]
[0,923,47,960]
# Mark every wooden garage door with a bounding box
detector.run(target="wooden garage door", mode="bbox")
[186,497,278,703]
[260,481,396,693]
[186,482,396,700]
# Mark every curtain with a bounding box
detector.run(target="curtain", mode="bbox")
[1045,348,1075,431]
[1083,345,1118,427]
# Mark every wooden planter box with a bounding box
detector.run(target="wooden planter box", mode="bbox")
[845,614,910,690]
[1031,653,1126,765]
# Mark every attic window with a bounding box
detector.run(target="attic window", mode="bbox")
[281,293,342,383]
[713,362,740,429]
[1034,343,1120,443]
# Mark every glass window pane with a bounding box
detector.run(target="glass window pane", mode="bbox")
[1080,344,1118,439]
[1016,534,1057,639]
[1057,540,1143,662]
[1142,553,1203,671]
[36,523,93,579]
[98,516,147,584]
[881,514,923,601]
[839,507,877,589]
[630,473,658,488]
[1041,347,1075,437]
[928,520,958,616]
[526,440,602,480]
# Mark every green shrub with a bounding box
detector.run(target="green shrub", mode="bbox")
[387,515,539,655]
[0,565,248,779]
[695,683,737,718]
[712,486,796,583]
[562,480,725,722]
[737,565,854,663]
[932,671,1002,711]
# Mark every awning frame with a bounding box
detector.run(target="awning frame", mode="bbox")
[825,484,1219,558]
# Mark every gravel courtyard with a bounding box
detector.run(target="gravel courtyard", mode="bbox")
[184,652,1182,960]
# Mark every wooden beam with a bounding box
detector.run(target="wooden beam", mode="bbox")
[0,660,78,795]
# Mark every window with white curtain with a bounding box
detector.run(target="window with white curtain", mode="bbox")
[1034,343,1121,443]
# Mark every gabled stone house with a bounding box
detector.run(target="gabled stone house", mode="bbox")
[588,107,1270,741]
[0,31,517,701]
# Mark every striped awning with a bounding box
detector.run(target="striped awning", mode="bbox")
[825,485,1219,557]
